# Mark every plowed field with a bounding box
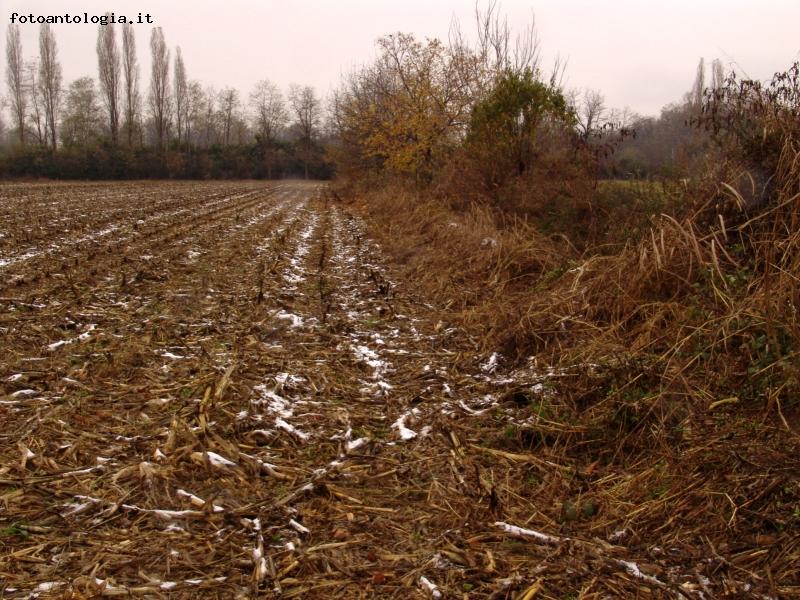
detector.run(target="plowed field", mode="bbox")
[1,181,793,599]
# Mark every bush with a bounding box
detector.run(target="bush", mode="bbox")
[0,142,334,181]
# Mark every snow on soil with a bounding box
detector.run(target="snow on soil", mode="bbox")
[0,188,271,272]
[0,184,731,598]
[251,383,311,442]
[47,324,97,351]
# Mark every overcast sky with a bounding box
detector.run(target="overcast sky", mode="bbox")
[5,0,800,117]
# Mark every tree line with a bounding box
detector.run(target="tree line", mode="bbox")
[1,5,725,185]
[1,22,332,179]
[326,3,725,195]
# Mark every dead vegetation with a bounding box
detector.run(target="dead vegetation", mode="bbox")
[326,67,800,599]
[3,84,800,599]
[3,177,792,600]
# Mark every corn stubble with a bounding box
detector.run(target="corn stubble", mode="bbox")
[333,66,800,599]
[1,67,800,600]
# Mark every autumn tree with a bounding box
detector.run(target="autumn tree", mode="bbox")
[6,24,26,146]
[38,24,62,149]
[465,68,575,191]
[97,20,121,143]
[332,34,473,180]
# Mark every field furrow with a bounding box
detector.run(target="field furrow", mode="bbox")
[0,181,782,599]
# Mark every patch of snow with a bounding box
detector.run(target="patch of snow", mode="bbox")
[419,576,443,599]
[176,489,224,513]
[609,529,628,542]
[289,519,310,534]
[393,410,418,441]
[276,418,310,440]
[352,344,391,378]
[47,323,98,351]
[617,560,664,587]
[253,386,292,418]
[346,437,368,452]
[275,372,306,386]
[494,521,562,544]
[146,508,203,520]
[60,466,101,476]
[275,310,304,328]
[481,352,500,374]
[458,400,488,415]
[204,451,237,469]
[61,499,98,518]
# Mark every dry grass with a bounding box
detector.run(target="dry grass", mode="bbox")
[0,174,797,599]
[339,139,800,598]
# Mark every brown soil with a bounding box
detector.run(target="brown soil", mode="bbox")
[0,181,796,599]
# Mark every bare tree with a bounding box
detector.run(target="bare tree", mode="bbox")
[26,61,46,145]
[232,112,249,146]
[688,57,705,112]
[38,24,62,149]
[97,20,121,143]
[710,58,725,92]
[6,24,26,146]
[184,80,203,148]
[218,87,239,146]
[250,80,286,143]
[202,85,217,148]
[122,24,140,146]
[250,80,287,178]
[174,47,188,145]
[447,0,541,101]
[61,77,101,147]
[288,84,321,179]
[576,88,606,138]
[148,27,170,152]
[607,106,638,130]
[474,0,540,76]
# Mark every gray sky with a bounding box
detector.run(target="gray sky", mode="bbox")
[5,0,800,117]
